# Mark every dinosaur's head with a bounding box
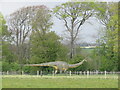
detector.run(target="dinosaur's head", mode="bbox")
[83,58,87,62]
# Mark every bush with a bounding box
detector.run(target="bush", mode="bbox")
[2,61,20,71]
[22,66,31,73]
[2,61,11,71]
[11,62,20,71]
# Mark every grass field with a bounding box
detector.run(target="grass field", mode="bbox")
[0,61,2,90]
[2,75,118,88]
[81,48,94,54]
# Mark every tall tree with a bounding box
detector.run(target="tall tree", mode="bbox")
[53,2,96,58]
[0,12,17,72]
[30,6,68,64]
[7,5,48,66]
[0,12,13,63]
[94,2,118,71]
[0,12,5,71]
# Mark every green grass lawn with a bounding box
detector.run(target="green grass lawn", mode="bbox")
[2,75,118,88]
[0,61,2,90]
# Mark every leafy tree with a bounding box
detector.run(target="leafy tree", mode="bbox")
[2,42,16,63]
[94,2,118,71]
[7,5,48,65]
[53,2,97,58]
[0,13,15,63]
[0,12,4,71]
[0,13,19,71]
[30,31,68,64]
[29,5,54,63]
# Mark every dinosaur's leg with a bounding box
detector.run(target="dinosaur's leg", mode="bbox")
[64,69,67,72]
[55,69,58,74]
[64,69,67,74]
[53,66,58,74]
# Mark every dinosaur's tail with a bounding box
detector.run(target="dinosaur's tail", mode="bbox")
[24,63,50,67]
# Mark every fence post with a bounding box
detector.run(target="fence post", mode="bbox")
[87,71,89,78]
[69,71,71,76]
[90,71,92,75]
[79,71,81,75]
[7,71,9,75]
[96,70,98,75]
[105,71,106,79]
[37,71,39,76]
[40,71,42,77]
[80,71,82,75]
[22,71,24,75]
[66,71,68,76]
[84,71,86,75]
[52,71,55,76]
[74,71,76,75]
[76,71,79,75]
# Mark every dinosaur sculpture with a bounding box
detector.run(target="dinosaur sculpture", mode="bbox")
[25,59,87,74]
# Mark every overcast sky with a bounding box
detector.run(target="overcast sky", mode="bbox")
[0,0,118,43]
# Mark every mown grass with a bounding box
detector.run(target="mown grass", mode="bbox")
[0,61,2,90]
[2,75,118,88]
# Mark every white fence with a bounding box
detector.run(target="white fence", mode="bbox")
[1,70,119,79]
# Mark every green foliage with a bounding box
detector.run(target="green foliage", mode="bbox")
[22,66,31,73]
[92,2,118,71]
[0,12,6,34]
[1,12,19,71]
[0,12,10,41]
[1,12,20,71]
[53,2,96,19]
[2,61,20,71]
[2,41,16,63]
[10,63,20,71]
[94,46,118,71]
[30,31,68,64]
[2,61,10,71]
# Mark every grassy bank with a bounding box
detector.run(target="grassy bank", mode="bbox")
[2,75,118,88]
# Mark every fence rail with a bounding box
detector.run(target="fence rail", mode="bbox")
[1,71,120,75]
[1,70,120,79]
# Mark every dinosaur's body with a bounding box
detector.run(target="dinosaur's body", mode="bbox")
[25,59,87,73]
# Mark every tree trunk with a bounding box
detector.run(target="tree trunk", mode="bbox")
[70,18,75,59]
[70,40,74,59]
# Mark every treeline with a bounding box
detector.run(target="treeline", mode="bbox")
[1,2,118,73]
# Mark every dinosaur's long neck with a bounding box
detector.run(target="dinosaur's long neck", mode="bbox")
[69,59,86,68]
